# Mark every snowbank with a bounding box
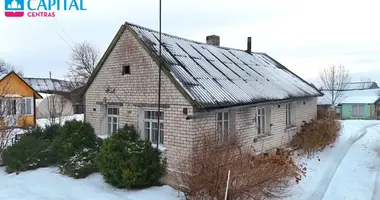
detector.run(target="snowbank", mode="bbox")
[287,120,380,200]
[36,114,84,127]
[0,167,184,200]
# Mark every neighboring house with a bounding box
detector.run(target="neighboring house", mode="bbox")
[317,88,380,119]
[83,22,322,180]
[340,96,380,120]
[0,71,42,129]
[22,78,85,119]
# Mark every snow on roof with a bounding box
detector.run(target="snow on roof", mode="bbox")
[127,22,322,109]
[321,82,379,91]
[345,82,377,90]
[340,96,380,104]
[0,73,7,80]
[22,78,84,93]
[2,94,22,98]
[318,88,380,105]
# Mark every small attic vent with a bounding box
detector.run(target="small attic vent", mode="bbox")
[122,65,130,75]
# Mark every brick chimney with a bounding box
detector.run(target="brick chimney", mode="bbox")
[246,37,252,53]
[206,35,220,46]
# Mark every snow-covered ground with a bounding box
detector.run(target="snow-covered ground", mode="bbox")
[36,114,84,127]
[2,118,380,199]
[287,120,380,200]
[0,114,184,200]
[0,167,183,200]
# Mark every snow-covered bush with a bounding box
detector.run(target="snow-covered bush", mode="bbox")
[52,120,101,178]
[58,147,98,179]
[95,124,166,189]
[292,117,341,157]
[1,135,54,173]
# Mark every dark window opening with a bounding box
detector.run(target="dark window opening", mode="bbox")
[74,104,84,114]
[122,65,130,75]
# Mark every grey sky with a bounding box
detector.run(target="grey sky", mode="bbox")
[1,0,380,83]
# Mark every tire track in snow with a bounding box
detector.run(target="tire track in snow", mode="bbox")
[308,123,380,200]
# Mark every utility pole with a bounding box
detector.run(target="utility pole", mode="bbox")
[156,0,162,153]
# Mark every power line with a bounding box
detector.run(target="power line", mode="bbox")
[52,18,76,45]
[29,0,76,50]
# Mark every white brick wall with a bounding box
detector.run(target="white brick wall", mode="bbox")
[84,28,194,170]
[193,97,317,153]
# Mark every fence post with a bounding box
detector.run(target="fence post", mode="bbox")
[224,170,231,200]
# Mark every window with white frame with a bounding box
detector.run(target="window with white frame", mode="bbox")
[257,107,271,134]
[352,104,365,117]
[216,111,229,141]
[6,99,16,115]
[107,107,119,135]
[20,98,33,115]
[257,107,266,134]
[144,110,164,144]
[286,103,295,127]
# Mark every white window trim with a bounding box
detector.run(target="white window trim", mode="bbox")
[216,111,229,142]
[107,107,119,135]
[5,99,17,116]
[352,104,365,117]
[20,97,34,116]
[286,102,296,128]
[143,110,164,145]
[257,107,266,134]
[256,106,271,135]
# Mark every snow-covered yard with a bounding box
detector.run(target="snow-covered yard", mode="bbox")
[1,118,380,200]
[0,114,184,200]
[0,167,183,200]
[36,114,84,127]
[287,120,380,200]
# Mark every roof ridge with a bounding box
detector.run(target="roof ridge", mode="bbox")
[23,77,84,84]
[125,21,266,54]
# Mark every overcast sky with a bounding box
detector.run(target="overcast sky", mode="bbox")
[1,0,380,83]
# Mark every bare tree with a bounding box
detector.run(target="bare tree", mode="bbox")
[360,77,373,89]
[37,94,69,126]
[46,95,67,125]
[0,78,26,151]
[0,58,23,76]
[319,64,351,105]
[67,41,99,82]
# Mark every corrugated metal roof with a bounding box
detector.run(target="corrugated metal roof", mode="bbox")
[22,78,84,93]
[127,22,322,109]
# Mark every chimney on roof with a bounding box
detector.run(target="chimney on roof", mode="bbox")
[206,35,220,46]
[246,37,252,53]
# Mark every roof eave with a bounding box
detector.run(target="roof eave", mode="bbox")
[124,23,199,108]
[82,24,127,95]
[194,94,320,112]
[0,71,43,99]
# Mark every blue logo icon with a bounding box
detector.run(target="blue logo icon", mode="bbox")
[4,0,25,17]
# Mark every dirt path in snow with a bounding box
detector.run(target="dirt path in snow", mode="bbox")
[308,123,380,200]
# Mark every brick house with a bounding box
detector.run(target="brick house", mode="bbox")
[83,22,322,174]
